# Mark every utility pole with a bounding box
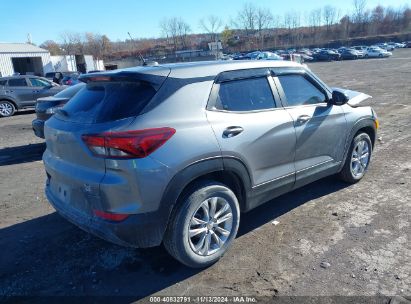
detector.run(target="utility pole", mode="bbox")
[127,32,146,66]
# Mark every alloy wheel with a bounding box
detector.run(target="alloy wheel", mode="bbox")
[188,197,233,256]
[0,102,14,117]
[351,139,370,177]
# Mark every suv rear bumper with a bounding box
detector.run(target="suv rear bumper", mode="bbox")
[45,185,166,248]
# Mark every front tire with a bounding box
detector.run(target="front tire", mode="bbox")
[339,133,372,183]
[0,101,16,117]
[164,181,240,268]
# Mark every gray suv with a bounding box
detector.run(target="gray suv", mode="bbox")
[43,61,378,268]
[0,76,65,117]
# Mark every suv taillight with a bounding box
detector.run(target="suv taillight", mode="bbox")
[82,128,175,159]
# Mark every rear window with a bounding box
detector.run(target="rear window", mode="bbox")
[61,81,156,123]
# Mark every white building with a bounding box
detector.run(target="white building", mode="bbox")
[0,43,53,77]
[0,43,105,77]
[50,55,105,73]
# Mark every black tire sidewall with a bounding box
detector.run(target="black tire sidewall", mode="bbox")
[171,183,240,268]
[0,101,16,117]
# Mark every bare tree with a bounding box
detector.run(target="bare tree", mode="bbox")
[270,14,281,48]
[84,33,112,60]
[323,5,338,37]
[234,3,257,49]
[160,17,191,51]
[60,32,76,55]
[309,8,323,44]
[284,11,301,47]
[101,35,112,58]
[200,15,223,42]
[353,0,367,23]
[256,8,273,49]
[40,40,62,55]
[176,18,191,49]
[339,15,351,41]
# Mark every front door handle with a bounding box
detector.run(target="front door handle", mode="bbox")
[223,126,244,138]
[296,115,311,124]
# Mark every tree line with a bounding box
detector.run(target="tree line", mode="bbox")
[40,1,411,59]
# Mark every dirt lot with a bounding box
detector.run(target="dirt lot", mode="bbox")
[0,49,410,303]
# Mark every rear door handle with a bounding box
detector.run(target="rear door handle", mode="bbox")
[223,126,244,138]
[296,115,311,124]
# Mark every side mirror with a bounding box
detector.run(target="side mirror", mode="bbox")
[331,90,349,105]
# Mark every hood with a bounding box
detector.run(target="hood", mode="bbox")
[332,87,372,107]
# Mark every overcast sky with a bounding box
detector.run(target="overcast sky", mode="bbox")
[0,0,409,44]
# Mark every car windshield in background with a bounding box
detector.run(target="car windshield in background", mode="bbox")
[29,78,50,87]
[54,83,85,99]
[60,81,156,123]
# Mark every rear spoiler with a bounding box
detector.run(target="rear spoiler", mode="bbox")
[79,69,170,91]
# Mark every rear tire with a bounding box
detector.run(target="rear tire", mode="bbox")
[163,181,240,268]
[0,100,16,117]
[338,133,372,183]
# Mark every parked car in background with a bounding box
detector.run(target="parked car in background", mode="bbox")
[354,49,366,58]
[232,53,247,60]
[43,60,378,268]
[353,46,367,52]
[298,48,313,56]
[244,51,261,60]
[32,83,85,138]
[0,76,65,117]
[45,71,80,85]
[405,41,411,48]
[295,52,314,62]
[340,49,359,60]
[313,50,341,61]
[61,73,81,86]
[375,43,394,51]
[366,47,392,58]
[256,51,283,60]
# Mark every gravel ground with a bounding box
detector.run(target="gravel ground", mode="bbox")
[0,49,410,303]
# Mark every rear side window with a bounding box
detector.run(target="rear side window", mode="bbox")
[8,78,27,87]
[215,77,275,111]
[62,81,156,123]
[278,75,326,106]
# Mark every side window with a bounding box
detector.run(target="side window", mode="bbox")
[0,80,7,86]
[215,77,276,111]
[278,75,326,106]
[30,78,50,87]
[8,78,28,87]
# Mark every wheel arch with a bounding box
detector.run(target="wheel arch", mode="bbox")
[0,98,18,109]
[159,157,252,238]
[339,117,377,171]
